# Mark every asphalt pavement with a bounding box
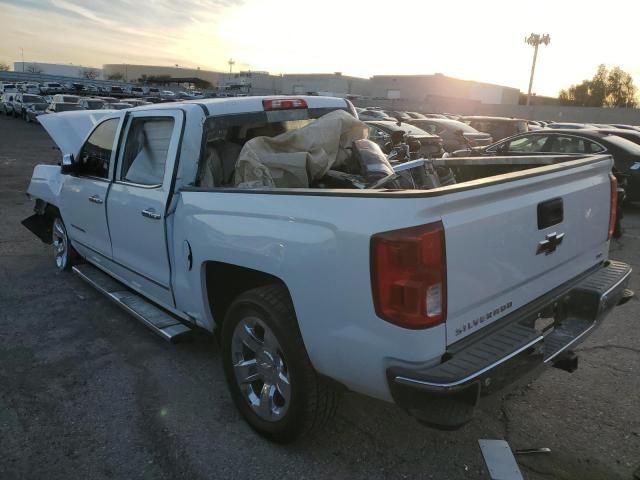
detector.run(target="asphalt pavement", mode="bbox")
[0,113,638,480]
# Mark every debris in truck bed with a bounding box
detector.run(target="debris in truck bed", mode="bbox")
[234,109,368,188]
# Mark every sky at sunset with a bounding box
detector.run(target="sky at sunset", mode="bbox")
[1,0,639,97]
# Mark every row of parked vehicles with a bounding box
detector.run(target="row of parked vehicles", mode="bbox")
[0,80,202,99]
[357,106,640,209]
[0,91,187,123]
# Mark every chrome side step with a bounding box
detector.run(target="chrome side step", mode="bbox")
[72,264,191,343]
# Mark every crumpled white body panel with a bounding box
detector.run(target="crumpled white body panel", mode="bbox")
[27,164,64,207]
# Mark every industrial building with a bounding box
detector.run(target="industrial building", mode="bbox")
[13,62,102,79]
[9,62,522,106]
[102,64,222,87]
[281,73,371,97]
[370,74,520,105]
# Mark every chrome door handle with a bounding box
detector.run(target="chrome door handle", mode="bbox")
[141,208,161,220]
[88,195,103,204]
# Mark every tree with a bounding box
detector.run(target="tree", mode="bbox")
[0,62,9,71]
[25,64,44,74]
[606,66,637,107]
[81,68,99,80]
[107,72,124,80]
[559,64,637,107]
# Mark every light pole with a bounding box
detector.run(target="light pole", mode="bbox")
[20,47,24,72]
[525,33,550,106]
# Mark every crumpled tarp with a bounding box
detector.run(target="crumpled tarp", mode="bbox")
[234,109,368,188]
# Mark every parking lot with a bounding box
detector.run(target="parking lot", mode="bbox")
[0,113,638,480]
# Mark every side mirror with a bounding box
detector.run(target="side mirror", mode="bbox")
[61,153,75,174]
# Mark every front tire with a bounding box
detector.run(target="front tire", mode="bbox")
[52,216,78,271]
[221,284,340,442]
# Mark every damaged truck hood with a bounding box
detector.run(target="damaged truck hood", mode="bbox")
[39,110,115,156]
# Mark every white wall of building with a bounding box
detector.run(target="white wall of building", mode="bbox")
[13,62,103,79]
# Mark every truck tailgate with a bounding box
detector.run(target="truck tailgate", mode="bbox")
[444,157,613,344]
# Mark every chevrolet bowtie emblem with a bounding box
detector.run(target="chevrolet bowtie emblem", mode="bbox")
[537,232,565,255]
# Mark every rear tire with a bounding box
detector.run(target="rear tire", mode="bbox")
[221,284,340,442]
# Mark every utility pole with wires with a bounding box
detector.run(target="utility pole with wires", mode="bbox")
[228,58,235,75]
[524,33,550,106]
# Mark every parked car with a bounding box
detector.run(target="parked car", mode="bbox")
[452,129,640,204]
[365,120,444,157]
[109,85,125,95]
[160,90,176,98]
[607,124,640,132]
[407,118,493,152]
[24,103,48,123]
[21,83,41,94]
[41,82,64,94]
[147,87,161,96]
[358,109,395,121]
[130,86,145,97]
[13,93,47,119]
[405,111,427,119]
[461,116,528,141]
[79,98,106,110]
[527,120,544,130]
[52,94,80,104]
[97,96,118,104]
[104,102,133,110]
[0,83,18,94]
[144,96,163,104]
[24,96,631,442]
[121,98,151,107]
[85,85,99,94]
[45,102,85,114]
[545,122,593,129]
[1,92,18,115]
[385,110,412,122]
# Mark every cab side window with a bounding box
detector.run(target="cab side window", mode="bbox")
[120,117,175,186]
[77,118,119,178]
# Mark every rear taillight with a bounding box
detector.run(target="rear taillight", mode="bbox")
[371,221,447,329]
[262,98,308,111]
[608,173,618,240]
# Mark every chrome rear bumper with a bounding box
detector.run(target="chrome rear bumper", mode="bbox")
[387,260,632,428]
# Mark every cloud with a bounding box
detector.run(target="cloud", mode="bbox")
[0,0,244,70]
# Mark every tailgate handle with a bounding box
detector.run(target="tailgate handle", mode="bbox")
[537,198,563,230]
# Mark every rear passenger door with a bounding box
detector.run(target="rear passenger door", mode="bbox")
[106,110,184,307]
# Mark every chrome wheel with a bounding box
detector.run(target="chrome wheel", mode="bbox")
[231,316,291,422]
[52,217,68,269]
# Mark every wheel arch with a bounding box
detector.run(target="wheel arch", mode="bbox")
[203,261,294,327]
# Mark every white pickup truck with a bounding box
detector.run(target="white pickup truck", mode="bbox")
[24,96,632,442]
